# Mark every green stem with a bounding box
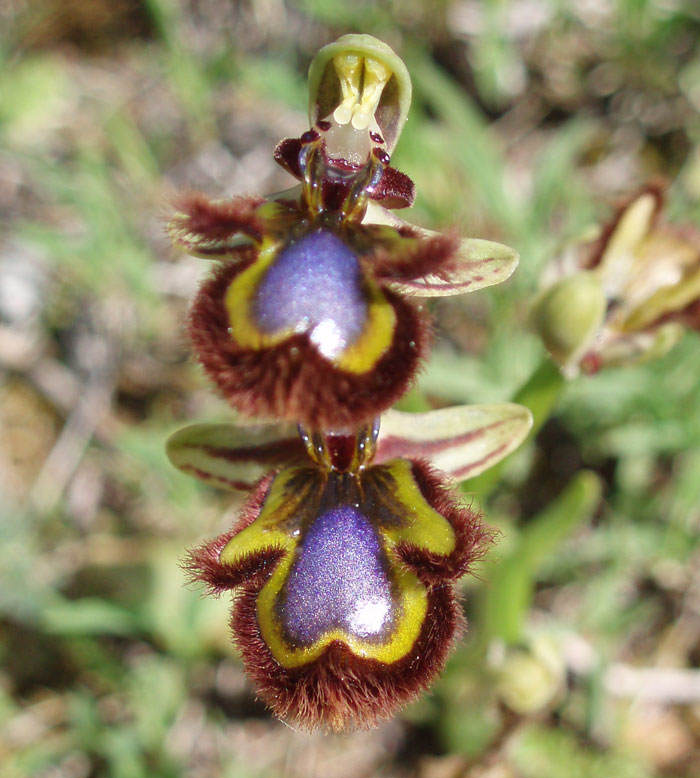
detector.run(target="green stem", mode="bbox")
[482,470,602,644]
[462,357,565,496]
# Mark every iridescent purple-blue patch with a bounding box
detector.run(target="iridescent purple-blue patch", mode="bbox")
[253,230,367,359]
[279,504,396,645]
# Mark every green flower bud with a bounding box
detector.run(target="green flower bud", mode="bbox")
[494,635,564,715]
[531,272,606,369]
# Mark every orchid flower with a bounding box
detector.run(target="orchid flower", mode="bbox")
[169,35,518,429]
[168,403,532,730]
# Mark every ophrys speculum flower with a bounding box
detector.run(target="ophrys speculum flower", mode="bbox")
[169,34,519,429]
[169,404,532,730]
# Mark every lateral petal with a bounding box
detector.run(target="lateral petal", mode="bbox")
[168,194,264,258]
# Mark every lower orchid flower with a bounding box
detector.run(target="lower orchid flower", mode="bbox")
[167,403,532,730]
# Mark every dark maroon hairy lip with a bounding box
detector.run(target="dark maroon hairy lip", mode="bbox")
[184,459,491,731]
[232,582,463,731]
[187,255,430,430]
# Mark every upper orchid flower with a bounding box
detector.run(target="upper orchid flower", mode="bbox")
[169,35,518,429]
[532,184,700,376]
[168,402,532,731]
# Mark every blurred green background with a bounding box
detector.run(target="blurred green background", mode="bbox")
[2,1,700,776]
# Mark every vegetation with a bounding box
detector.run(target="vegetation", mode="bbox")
[2,1,700,775]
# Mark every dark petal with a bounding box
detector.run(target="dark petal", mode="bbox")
[273,137,303,178]
[273,136,414,210]
[395,460,493,583]
[370,165,415,209]
[168,194,265,256]
[183,474,281,593]
[367,231,460,284]
[232,582,463,732]
[188,260,430,429]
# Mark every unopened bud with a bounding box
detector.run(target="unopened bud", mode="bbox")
[531,272,606,369]
[494,635,565,715]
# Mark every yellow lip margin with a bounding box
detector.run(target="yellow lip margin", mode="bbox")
[376,459,457,556]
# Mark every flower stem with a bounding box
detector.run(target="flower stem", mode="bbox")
[462,357,565,497]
